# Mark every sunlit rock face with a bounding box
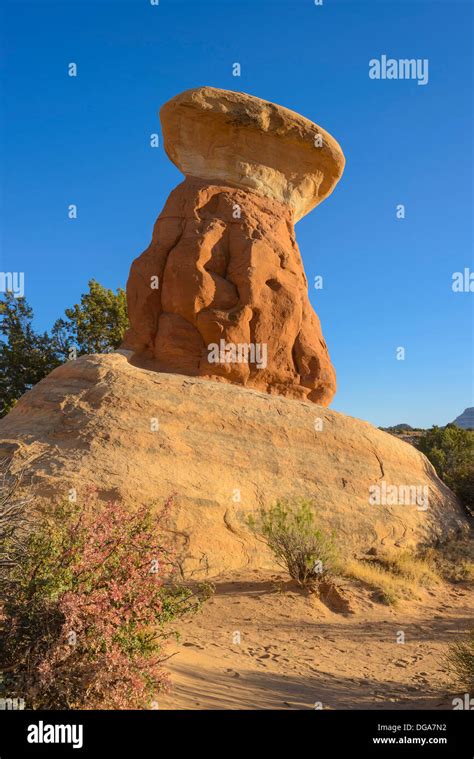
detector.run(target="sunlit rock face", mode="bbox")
[122,87,345,406]
[0,354,467,577]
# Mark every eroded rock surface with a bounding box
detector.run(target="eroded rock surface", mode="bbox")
[122,87,345,406]
[160,86,345,221]
[123,179,336,404]
[0,354,467,578]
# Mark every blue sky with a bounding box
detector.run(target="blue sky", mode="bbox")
[1,0,472,427]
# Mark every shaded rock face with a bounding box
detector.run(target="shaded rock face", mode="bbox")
[122,86,345,406]
[123,179,336,405]
[0,354,467,578]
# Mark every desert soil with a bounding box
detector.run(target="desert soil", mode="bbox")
[158,572,472,710]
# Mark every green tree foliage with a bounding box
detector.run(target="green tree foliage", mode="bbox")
[0,294,60,417]
[417,425,474,513]
[52,279,128,357]
[0,281,128,417]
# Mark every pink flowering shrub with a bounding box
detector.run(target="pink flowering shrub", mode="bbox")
[0,491,209,709]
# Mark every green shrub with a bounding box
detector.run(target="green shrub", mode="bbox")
[0,489,210,709]
[247,499,337,587]
[453,465,474,514]
[417,425,474,512]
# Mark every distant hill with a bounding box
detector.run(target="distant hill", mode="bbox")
[452,407,474,429]
[380,425,424,447]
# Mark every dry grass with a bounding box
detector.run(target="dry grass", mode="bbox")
[423,536,474,584]
[340,551,440,606]
[446,629,474,691]
[374,550,440,586]
[341,559,412,605]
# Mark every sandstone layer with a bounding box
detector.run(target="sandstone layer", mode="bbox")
[160,87,345,221]
[123,179,336,405]
[122,86,345,406]
[0,354,466,578]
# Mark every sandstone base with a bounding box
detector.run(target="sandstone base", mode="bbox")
[0,354,466,577]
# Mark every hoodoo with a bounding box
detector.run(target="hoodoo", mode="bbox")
[122,87,345,406]
[0,88,467,578]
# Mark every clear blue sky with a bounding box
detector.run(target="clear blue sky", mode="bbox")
[1,0,472,427]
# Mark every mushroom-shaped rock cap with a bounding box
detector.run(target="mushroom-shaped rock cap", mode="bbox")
[160,87,345,222]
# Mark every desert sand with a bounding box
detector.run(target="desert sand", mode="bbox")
[159,570,473,710]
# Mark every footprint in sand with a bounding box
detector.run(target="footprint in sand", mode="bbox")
[182,641,205,650]
[225,669,240,678]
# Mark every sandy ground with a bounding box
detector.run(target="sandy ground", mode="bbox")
[158,572,472,710]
